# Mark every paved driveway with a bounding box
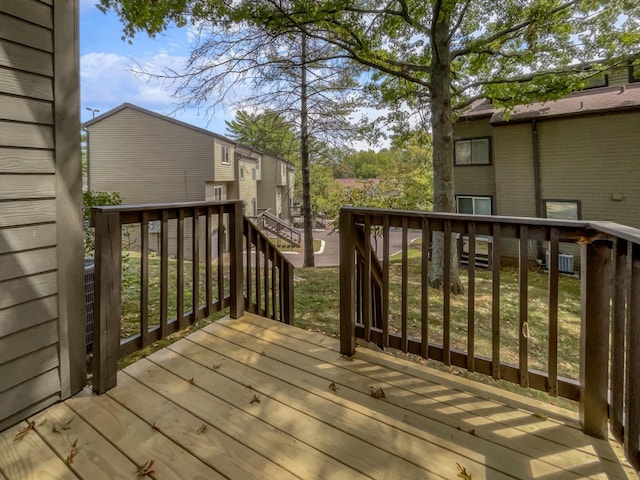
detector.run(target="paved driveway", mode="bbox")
[283,228,420,268]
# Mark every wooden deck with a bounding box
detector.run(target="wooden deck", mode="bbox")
[1,313,637,480]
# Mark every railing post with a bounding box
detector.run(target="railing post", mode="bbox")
[579,240,612,438]
[229,201,245,319]
[340,209,356,357]
[92,210,121,394]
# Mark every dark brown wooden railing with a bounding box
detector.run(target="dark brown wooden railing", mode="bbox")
[339,207,640,470]
[91,200,294,394]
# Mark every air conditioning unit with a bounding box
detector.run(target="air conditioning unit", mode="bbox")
[545,251,574,274]
[84,258,95,352]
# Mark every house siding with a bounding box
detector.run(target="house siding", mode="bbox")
[257,155,294,220]
[538,112,640,228]
[0,0,84,430]
[214,141,235,182]
[88,109,217,203]
[238,157,258,215]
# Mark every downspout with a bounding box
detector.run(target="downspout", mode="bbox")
[531,120,544,261]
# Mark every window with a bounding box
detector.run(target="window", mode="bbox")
[252,168,256,180]
[457,195,492,215]
[213,186,224,201]
[455,138,491,165]
[544,200,580,220]
[221,145,230,165]
[240,167,245,180]
[582,72,608,89]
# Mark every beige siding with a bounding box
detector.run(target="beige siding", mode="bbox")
[538,112,640,228]
[238,158,258,215]
[453,118,496,202]
[0,1,84,430]
[214,141,235,182]
[257,155,294,219]
[88,109,217,203]
[493,124,537,217]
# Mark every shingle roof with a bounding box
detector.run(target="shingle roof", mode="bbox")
[459,83,640,124]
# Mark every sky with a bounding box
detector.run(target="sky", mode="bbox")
[79,1,234,133]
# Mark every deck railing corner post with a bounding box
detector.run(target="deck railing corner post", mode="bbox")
[579,240,612,439]
[230,201,245,319]
[339,209,356,357]
[92,209,122,394]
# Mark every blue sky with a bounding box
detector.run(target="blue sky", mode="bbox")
[80,1,233,133]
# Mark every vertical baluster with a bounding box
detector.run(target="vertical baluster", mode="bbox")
[624,243,640,468]
[580,240,611,439]
[382,216,390,348]
[264,242,270,318]
[467,221,476,372]
[192,208,200,320]
[610,238,627,441]
[340,210,356,357]
[363,217,372,342]
[140,212,149,349]
[271,248,277,320]
[443,220,452,365]
[205,206,212,317]
[401,217,409,353]
[548,228,560,396]
[284,260,294,325]
[518,225,529,388]
[245,219,252,310]
[255,232,261,313]
[160,209,169,338]
[491,223,501,380]
[421,218,430,359]
[177,209,185,328]
[218,208,224,305]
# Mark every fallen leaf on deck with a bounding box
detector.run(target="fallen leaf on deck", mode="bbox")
[370,387,385,399]
[341,354,355,361]
[188,377,195,385]
[245,384,254,390]
[53,417,74,434]
[250,394,261,404]
[65,439,79,465]
[197,424,207,434]
[328,381,338,391]
[151,422,160,432]
[456,462,472,479]
[14,420,35,442]
[533,412,548,420]
[467,428,476,436]
[212,364,221,370]
[137,459,155,477]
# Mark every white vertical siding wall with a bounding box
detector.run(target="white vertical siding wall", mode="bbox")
[0,0,84,430]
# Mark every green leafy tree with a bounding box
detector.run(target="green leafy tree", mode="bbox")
[83,190,122,257]
[99,0,639,290]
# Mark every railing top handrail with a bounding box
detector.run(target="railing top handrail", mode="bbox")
[92,200,243,214]
[340,207,640,243]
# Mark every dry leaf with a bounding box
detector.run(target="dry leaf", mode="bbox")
[65,439,79,465]
[328,381,338,392]
[250,394,261,404]
[342,354,355,362]
[456,462,472,479]
[533,412,548,420]
[151,422,160,432]
[53,417,74,434]
[137,459,155,477]
[196,424,207,434]
[260,351,266,356]
[188,377,195,385]
[370,387,385,399]
[467,428,476,436]
[14,420,35,442]
[212,364,221,370]
[244,384,254,390]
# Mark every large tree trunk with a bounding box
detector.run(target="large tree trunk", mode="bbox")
[300,33,315,267]
[428,7,464,294]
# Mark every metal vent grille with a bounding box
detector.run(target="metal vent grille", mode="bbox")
[545,251,574,274]
[84,259,95,352]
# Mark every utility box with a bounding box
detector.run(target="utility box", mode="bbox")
[84,258,95,352]
[545,251,575,274]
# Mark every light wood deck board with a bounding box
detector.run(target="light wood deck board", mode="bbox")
[0,313,636,480]
[207,319,630,479]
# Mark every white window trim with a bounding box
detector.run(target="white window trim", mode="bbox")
[456,195,493,215]
[454,137,491,166]
[221,145,230,165]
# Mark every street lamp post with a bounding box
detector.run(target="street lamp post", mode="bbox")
[86,107,100,119]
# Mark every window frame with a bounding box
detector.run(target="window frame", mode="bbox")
[213,185,224,201]
[221,145,230,165]
[455,195,493,215]
[581,72,609,90]
[454,137,492,166]
[543,199,581,220]
[239,166,245,180]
